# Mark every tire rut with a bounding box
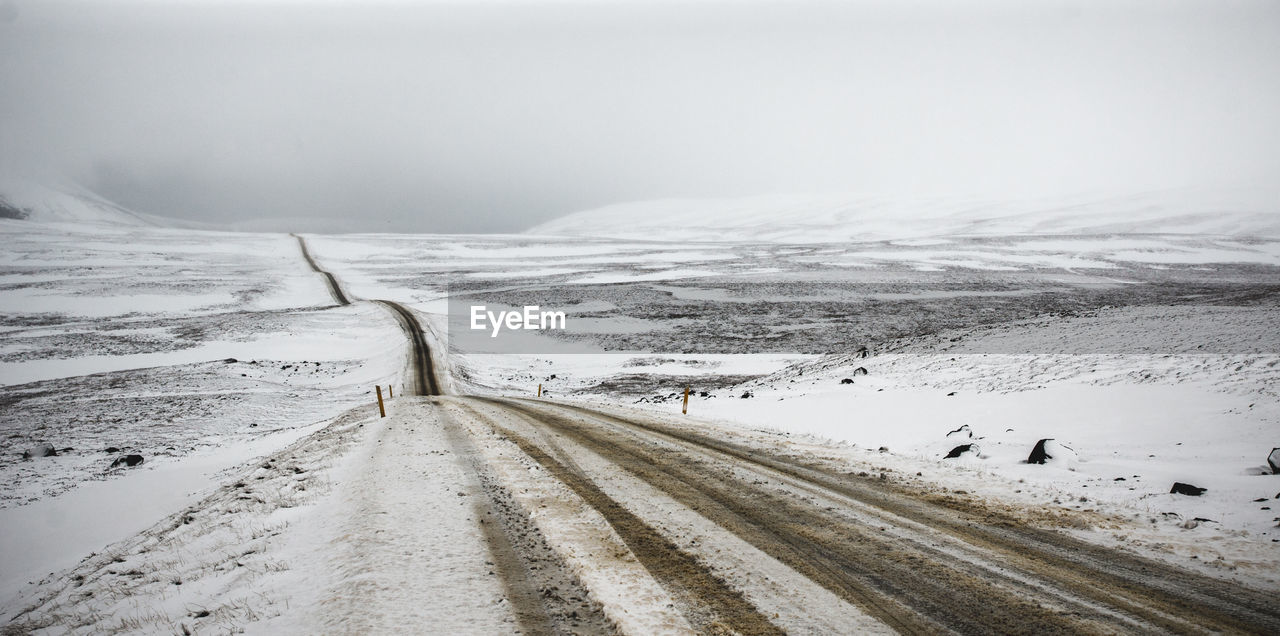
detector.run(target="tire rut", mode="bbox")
[485,398,1117,635]
[436,400,614,636]
[532,399,1280,635]
[454,401,784,636]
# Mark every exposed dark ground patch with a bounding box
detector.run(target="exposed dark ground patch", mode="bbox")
[574,373,762,400]
[446,262,1280,355]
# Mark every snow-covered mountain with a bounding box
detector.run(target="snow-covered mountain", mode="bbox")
[528,189,1280,242]
[0,177,162,227]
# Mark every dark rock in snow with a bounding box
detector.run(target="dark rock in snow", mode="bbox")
[22,443,57,459]
[1170,482,1207,496]
[104,447,120,453]
[946,391,957,397]
[699,391,709,398]
[223,358,238,364]
[852,367,869,376]
[1027,439,1054,464]
[840,378,854,384]
[945,444,977,459]
[110,454,144,468]
[946,425,972,439]
[856,346,869,358]
[740,391,753,399]
[1268,448,1280,474]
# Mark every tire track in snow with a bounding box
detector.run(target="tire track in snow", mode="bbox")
[435,400,613,636]
[504,398,1280,634]
[452,401,784,636]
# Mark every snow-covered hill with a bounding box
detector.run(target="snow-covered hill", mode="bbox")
[0,178,158,227]
[528,189,1280,242]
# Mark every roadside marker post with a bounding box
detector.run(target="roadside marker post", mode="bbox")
[388,385,393,399]
[537,383,542,397]
[376,386,386,418]
[682,386,690,414]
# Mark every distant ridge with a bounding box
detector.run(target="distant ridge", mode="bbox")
[527,189,1280,242]
[0,177,157,227]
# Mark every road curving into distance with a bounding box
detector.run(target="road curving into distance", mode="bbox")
[292,233,350,306]
[372,299,440,396]
[293,235,438,396]
[298,233,1280,633]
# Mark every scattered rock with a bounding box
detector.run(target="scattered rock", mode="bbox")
[104,447,120,453]
[1254,497,1268,502]
[699,391,709,398]
[946,391,957,397]
[946,424,972,439]
[1170,482,1207,496]
[840,378,854,384]
[22,443,57,459]
[1269,447,1280,474]
[1114,477,1126,481]
[1027,439,1054,464]
[852,367,868,376]
[223,358,238,364]
[856,346,869,358]
[877,446,889,453]
[740,391,753,399]
[944,444,977,459]
[110,454,145,468]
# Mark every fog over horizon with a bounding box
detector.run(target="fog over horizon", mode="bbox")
[1,0,1278,233]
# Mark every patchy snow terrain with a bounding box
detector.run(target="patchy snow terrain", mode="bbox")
[2,186,1279,633]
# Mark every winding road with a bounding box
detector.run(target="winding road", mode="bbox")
[293,235,1280,634]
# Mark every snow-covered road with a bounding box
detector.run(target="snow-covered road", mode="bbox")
[14,392,1277,633]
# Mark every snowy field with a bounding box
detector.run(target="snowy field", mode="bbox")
[2,196,1279,630]
[299,226,1280,581]
[0,220,411,606]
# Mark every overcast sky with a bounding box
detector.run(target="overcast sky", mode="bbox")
[1,0,1277,232]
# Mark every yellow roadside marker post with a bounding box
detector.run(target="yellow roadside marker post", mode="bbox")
[376,386,386,418]
[537,383,542,397]
[682,386,690,415]
[388,385,393,399]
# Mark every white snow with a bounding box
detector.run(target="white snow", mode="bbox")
[528,189,1280,243]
